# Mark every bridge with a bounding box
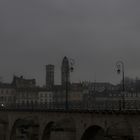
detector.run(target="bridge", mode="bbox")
[0,107,140,140]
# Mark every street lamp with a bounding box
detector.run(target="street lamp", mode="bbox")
[116,60,125,110]
[116,61,125,91]
[65,58,74,110]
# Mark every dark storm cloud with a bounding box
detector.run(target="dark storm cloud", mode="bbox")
[0,0,140,85]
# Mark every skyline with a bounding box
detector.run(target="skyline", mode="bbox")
[0,56,138,86]
[0,0,140,85]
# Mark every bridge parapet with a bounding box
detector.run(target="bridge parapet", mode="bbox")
[0,104,139,140]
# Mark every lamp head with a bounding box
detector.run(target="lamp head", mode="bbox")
[117,69,121,74]
[70,67,74,72]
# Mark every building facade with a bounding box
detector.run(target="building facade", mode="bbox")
[12,75,36,88]
[0,83,16,108]
[15,88,38,107]
[38,90,53,105]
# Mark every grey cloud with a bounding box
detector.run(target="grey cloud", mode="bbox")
[0,0,140,85]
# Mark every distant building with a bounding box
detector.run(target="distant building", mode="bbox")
[15,87,38,106]
[61,56,70,87]
[12,75,36,88]
[53,83,83,109]
[70,83,83,91]
[81,81,115,92]
[0,83,16,107]
[38,90,53,105]
[46,64,54,90]
[53,85,63,103]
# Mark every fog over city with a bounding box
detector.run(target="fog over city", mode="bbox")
[0,0,140,85]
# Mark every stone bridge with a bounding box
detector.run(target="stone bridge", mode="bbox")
[0,110,139,140]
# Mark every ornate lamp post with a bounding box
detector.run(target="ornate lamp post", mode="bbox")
[116,61,125,91]
[116,61,125,110]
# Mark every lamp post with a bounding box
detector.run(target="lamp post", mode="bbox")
[116,61,125,110]
[116,61,125,91]
[65,58,74,110]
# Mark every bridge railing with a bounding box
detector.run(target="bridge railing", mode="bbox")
[0,99,140,111]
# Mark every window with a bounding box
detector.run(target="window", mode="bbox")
[40,93,43,97]
[6,90,8,94]
[1,90,3,94]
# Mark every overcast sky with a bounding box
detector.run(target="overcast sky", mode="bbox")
[0,0,140,85]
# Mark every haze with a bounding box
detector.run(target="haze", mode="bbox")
[0,0,140,85]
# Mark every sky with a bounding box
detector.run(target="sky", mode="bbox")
[0,0,140,85]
